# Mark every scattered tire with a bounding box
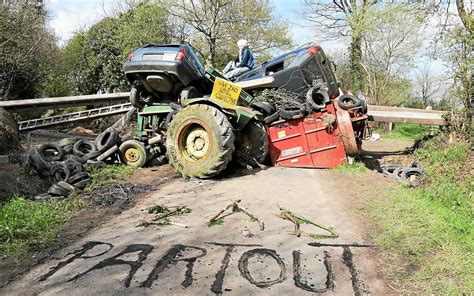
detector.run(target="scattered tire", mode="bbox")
[264,111,280,124]
[48,184,70,197]
[83,150,101,161]
[49,163,71,183]
[72,178,90,190]
[279,105,306,120]
[306,87,328,111]
[97,145,119,162]
[28,147,49,173]
[56,181,76,193]
[166,104,235,178]
[119,140,149,167]
[73,139,97,157]
[235,121,269,167]
[64,154,85,164]
[58,137,78,147]
[337,94,361,110]
[63,145,73,155]
[68,172,90,185]
[402,167,425,187]
[95,127,119,152]
[38,143,65,162]
[64,159,83,175]
[34,193,56,201]
[251,101,276,117]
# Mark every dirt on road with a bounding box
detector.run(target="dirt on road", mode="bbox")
[1,163,399,295]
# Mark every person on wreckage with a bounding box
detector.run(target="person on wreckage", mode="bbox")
[222,39,254,80]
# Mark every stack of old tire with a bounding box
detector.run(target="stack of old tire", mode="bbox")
[29,128,164,201]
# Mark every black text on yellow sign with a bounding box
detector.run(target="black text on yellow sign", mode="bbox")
[210,77,241,108]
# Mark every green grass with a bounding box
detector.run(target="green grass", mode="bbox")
[85,165,136,190]
[331,161,368,174]
[0,197,84,257]
[366,135,473,294]
[377,123,432,141]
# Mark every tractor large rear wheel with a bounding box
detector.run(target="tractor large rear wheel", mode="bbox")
[166,104,235,178]
[235,121,269,167]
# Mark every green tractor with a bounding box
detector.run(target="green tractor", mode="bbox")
[123,44,268,178]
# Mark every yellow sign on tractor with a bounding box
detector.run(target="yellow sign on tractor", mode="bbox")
[210,77,242,108]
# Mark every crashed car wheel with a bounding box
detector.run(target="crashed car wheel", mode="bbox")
[130,86,145,108]
[119,140,149,167]
[279,105,306,120]
[235,121,269,167]
[166,104,235,179]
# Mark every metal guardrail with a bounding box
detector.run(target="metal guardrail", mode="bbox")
[0,93,130,113]
[18,103,132,132]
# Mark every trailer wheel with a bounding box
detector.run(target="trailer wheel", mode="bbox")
[119,140,149,167]
[235,121,269,167]
[166,104,235,178]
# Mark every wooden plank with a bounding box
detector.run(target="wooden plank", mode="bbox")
[234,77,275,90]
[0,92,130,113]
[368,110,446,125]
[368,105,446,115]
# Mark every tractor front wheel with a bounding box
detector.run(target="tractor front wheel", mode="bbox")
[166,104,235,178]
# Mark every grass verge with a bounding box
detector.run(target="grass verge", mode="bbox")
[331,161,367,174]
[376,123,432,141]
[366,135,473,294]
[0,197,84,257]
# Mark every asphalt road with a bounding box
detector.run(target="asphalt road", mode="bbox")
[3,167,396,295]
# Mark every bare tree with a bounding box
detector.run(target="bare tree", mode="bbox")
[302,0,378,92]
[414,66,442,108]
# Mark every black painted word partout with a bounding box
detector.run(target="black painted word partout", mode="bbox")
[38,241,368,294]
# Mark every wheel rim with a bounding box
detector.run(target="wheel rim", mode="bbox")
[124,147,141,164]
[177,120,212,162]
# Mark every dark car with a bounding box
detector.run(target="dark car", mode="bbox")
[123,44,211,107]
[235,44,340,100]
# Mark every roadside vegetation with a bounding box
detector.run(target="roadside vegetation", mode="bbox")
[366,134,473,294]
[0,197,84,257]
[0,165,136,258]
[376,123,431,141]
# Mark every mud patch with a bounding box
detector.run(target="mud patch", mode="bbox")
[0,164,49,201]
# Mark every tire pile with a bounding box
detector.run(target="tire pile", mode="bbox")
[253,81,368,125]
[380,162,425,187]
[27,127,165,201]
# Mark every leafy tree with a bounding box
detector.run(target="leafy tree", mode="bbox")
[0,1,58,100]
[64,2,170,94]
